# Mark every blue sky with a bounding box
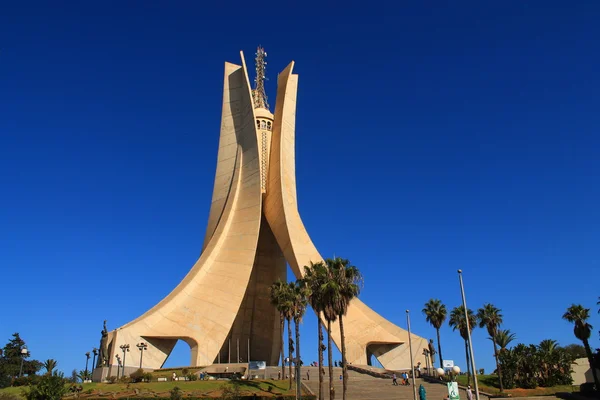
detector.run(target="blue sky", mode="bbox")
[1,1,599,375]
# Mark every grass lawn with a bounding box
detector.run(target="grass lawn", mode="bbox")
[454,374,577,397]
[0,379,300,399]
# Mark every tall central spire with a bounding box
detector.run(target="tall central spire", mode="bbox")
[252,46,269,110]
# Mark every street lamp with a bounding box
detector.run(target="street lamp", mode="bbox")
[451,365,461,382]
[92,348,98,370]
[19,347,28,377]
[120,344,130,377]
[85,352,90,380]
[458,269,480,400]
[136,342,148,369]
[406,310,417,400]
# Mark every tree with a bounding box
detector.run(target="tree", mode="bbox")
[449,305,477,386]
[563,344,587,360]
[0,333,42,385]
[477,303,504,392]
[269,280,290,382]
[43,360,57,376]
[304,261,328,400]
[494,329,516,353]
[291,280,309,400]
[422,299,447,368]
[562,304,600,390]
[323,257,362,400]
[319,265,338,400]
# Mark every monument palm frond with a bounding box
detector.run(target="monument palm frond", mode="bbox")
[563,304,599,389]
[304,261,328,400]
[477,303,504,392]
[449,305,477,386]
[422,298,447,368]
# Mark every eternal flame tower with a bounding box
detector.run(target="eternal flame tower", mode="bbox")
[104,48,427,372]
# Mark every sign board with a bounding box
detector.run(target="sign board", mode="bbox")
[248,361,266,370]
[443,360,454,369]
[447,382,460,400]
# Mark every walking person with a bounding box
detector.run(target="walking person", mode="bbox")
[392,373,398,386]
[466,385,473,400]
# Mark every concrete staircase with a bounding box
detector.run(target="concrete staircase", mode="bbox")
[276,366,487,400]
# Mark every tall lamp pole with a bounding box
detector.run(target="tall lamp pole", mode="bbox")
[406,310,417,400]
[458,269,480,400]
[85,352,90,380]
[19,347,28,377]
[120,344,130,377]
[92,348,98,370]
[137,342,148,369]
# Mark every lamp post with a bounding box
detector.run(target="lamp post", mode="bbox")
[92,348,98,370]
[115,355,121,379]
[120,344,130,377]
[19,347,28,377]
[458,270,480,400]
[136,342,148,369]
[85,352,90,380]
[406,310,417,400]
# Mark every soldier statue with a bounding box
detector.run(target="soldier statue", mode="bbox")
[428,339,437,368]
[97,320,109,367]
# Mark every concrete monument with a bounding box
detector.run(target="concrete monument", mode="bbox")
[104,48,427,371]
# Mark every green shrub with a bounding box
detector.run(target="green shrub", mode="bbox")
[186,372,198,381]
[170,386,183,400]
[106,375,117,383]
[24,371,68,400]
[181,368,189,376]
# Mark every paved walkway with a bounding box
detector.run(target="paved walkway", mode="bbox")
[266,366,485,400]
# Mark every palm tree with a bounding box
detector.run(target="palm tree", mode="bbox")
[43,359,57,375]
[291,280,309,399]
[304,261,328,400]
[270,279,291,382]
[563,304,599,390]
[283,282,296,388]
[494,329,516,353]
[539,339,558,354]
[323,257,363,400]
[449,305,477,386]
[320,272,338,400]
[538,339,559,384]
[422,299,447,368]
[477,303,504,392]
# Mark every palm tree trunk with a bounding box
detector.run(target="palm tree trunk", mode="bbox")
[339,314,348,400]
[280,314,285,380]
[295,317,302,400]
[583,338,600,390]
[464,339,471,386]
[288,317,293,389]
[318,313,324,400]
[436,328,444,370]
[327,319,334,400]
[492,337,504,392]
